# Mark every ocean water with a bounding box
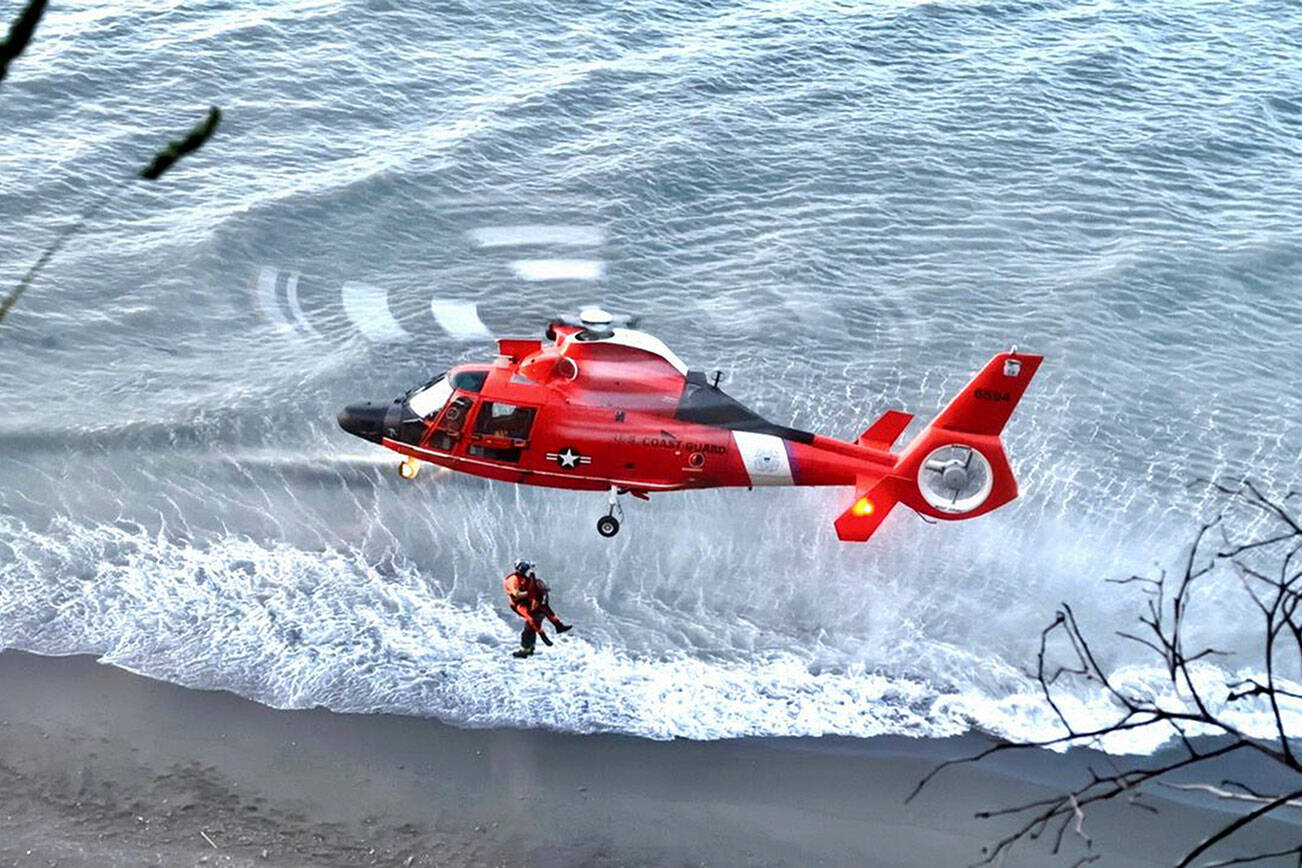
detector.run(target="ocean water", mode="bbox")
[2,0,1301,748]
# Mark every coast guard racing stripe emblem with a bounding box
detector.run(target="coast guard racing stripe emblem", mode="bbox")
[547,446,591,470]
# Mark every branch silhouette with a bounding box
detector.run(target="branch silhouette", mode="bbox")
[912,480,1302,866]
[2,106,222,324]
[0,0,47,86]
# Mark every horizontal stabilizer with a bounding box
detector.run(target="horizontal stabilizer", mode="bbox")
[834,478,902,542]
[857,410,914,451]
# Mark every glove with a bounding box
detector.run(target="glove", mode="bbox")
[539,631,554,647]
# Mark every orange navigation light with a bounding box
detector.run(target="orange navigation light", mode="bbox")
[852,497,874,517]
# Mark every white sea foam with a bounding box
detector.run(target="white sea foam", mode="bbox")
[3,516,1298,749]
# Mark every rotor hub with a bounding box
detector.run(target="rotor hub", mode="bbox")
[579,307,615,338]
[942,465,968,491]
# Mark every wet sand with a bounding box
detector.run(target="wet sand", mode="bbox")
[0,649,1299,867]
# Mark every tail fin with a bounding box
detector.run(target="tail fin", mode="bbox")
[899,350,1042,520]
[928,351,1043,437]
[834,351,1043,542]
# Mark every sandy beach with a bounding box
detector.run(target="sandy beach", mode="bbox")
[0,650,1297,867]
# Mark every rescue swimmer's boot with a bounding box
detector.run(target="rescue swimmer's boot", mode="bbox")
[512,647,533,658]
[556,623,572,634]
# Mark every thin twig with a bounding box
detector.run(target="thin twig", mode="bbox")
[916,482,1302,866]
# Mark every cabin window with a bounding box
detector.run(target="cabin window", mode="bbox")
[469,443,523,461]
[468,401,535,462]
[473,402,536,441]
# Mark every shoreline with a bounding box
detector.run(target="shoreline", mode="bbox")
[1,649,1300,867]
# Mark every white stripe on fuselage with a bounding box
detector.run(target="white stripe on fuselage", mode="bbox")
[732,431,793,486]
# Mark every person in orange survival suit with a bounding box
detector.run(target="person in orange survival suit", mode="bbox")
[505,560,572,658]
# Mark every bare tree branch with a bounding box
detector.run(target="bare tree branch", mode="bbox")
[1175,787,1302,867]
[1202,845,1302,867]
[917,481,1302,865]
[1158,782,1302,809]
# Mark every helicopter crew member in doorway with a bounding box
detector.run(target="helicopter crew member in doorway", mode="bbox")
[504,560,572,658]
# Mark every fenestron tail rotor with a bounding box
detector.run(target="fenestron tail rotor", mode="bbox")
[917,444,994,514]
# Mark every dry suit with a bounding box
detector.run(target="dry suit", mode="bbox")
[504,570,567,654]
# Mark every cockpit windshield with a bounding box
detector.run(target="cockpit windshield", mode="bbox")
[407,373,452,418]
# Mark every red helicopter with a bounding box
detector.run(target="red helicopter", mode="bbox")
[338,310,1042,541]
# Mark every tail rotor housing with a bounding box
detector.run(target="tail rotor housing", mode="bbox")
[834,350,1042,541]
[917,443,993,514]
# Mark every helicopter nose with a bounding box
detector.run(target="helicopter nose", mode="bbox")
[337,402,388,444]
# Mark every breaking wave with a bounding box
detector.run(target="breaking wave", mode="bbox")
[3,505,1300,750]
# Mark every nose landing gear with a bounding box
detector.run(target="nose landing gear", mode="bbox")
[398,457,420,480]
[597,486,624,537]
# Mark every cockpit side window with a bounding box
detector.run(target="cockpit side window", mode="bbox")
[423,395,475,452]
[436,396,474,436]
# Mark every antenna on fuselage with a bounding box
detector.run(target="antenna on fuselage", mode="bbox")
[711,370,724,389]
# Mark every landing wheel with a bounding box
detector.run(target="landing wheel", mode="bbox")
[596,515,620,538]
[398,458,420,480]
